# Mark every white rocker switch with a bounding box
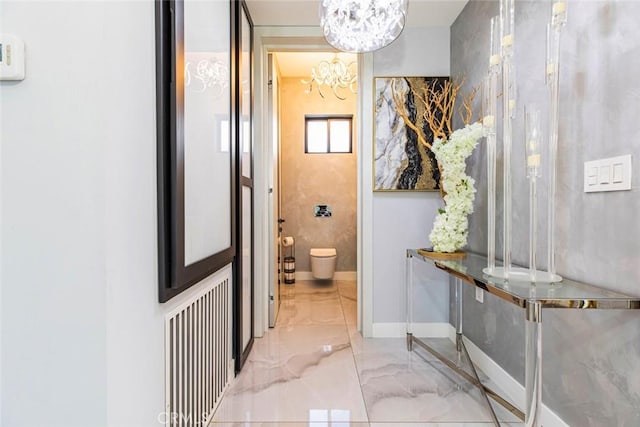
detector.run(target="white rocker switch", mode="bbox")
[612,163,623,183]
[598,165,610,184]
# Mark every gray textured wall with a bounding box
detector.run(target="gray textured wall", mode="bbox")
[280,77,357,272]
[371,26,452,324]
[451,1,640,425]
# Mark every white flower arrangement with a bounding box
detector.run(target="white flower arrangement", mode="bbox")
[389,77,482,252]
[429,122,484,253]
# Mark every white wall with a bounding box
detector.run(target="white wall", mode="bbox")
[100,2,163,425]
[2,2,112,424]
[0,1,222,426]
[370,27,452,327]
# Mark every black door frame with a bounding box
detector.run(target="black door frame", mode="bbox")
[234,0,255,372]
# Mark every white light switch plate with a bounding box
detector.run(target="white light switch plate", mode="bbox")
[475,288,484,303]
[584,155,632,193]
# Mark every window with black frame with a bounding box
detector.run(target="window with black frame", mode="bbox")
[305,115,353,154]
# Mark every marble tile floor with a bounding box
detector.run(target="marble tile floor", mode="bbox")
[211,280,523,427]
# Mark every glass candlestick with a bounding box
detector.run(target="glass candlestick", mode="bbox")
[546,1,567,279]
[484,78,497,274]
[489,15,502,71]
[484,16,500,275]
[500,0,515,278]
[500,0,515,55]
[525,105,542,282]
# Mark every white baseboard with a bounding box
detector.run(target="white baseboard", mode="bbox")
[295,271,357,281]
[447,325,568,427]
[372,322,451,338]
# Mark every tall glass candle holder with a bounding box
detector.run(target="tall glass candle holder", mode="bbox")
[483,15,501,275]
[486,0,516,280]
[546,2,567,278]
[525,105,542,282]
[487,103,561,284]
[484,1,565,285]
[521,104,562,284]
[500,0,516,278]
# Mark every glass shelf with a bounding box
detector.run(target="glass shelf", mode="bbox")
[408,249,640,310]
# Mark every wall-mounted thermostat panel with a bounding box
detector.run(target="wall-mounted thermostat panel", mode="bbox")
[0,34,26,81]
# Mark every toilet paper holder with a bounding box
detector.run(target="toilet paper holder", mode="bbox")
[282,236,295,247]
[282,237,296,284]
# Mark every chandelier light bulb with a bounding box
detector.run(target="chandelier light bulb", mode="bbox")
[320,0,409,53]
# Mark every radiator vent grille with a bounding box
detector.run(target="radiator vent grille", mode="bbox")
[165,266,233,426]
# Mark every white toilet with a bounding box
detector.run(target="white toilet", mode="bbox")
[310,248,337,280]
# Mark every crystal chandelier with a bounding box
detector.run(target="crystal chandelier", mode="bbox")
[301,55,357,100]
[319,0,409,53]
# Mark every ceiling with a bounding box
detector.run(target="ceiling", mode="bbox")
[275,52,358,78]
[247,1,469,79]
[245,0,469,28]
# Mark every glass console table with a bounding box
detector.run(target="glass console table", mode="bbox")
[405,249,640,427]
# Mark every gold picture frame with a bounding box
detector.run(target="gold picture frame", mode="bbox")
[373,76,449,192]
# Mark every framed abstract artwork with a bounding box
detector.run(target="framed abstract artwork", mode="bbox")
[373,76,449,191]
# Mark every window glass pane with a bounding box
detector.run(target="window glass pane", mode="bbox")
[306,120,328,153]
[183,0,231,265]
[329,120,351,153]
[242,186,252,349]
[241,9,252,178]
